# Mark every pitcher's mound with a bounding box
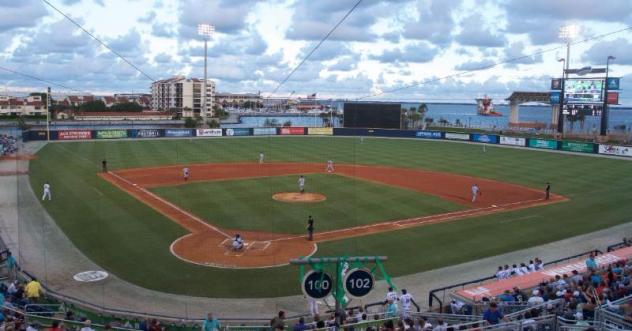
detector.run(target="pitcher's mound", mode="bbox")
[273,192,327,203]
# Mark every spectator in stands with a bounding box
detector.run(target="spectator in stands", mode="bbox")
[498,290,514,302]
[148,319,162,331]
[386,299,399,318]
[6,251,17,281]
[202,313,220,331]
[512,287,526,302]
[483,303,507,325]
[527,289,544,306]
[80,320,94,331]
[48,320,63,331]
[293,317,306,331]
[586,252,598,271]
[24,278,41,302]
[431,318,447,331]
[270,311,285,330]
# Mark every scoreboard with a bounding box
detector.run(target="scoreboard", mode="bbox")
[564,79,604,104]
[343,102,402,129]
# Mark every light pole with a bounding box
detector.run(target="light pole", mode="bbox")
[557,58,566,134]
[559,24,579,79]
[197,24,214,119]
[601,55,615,136]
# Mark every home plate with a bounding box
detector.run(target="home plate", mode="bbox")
[491,204,498,207]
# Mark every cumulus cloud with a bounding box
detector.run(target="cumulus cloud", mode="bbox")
[455,59,496,71]
[370,42,438,63]
[403,0,460,45]
[455,14,507,48]
[582,39,632,66]
[0,0,48,31]
[503,42,543,68]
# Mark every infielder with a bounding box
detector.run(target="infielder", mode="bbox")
[42,182,52,201]
[183,167,190,182]
[471,184,481,203]
[259,152,265,164]
[298,175,305,194]
[326,160,334,173]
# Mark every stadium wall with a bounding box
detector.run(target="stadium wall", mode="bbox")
[21,128,631,158]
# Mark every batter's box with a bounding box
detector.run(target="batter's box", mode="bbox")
[248,241,271,251]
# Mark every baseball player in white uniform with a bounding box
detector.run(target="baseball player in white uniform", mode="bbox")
[385,287,398,304]
[259,152,265,164]
[399,289,414,318]
[471,184,481,203]
[183,167,190,181]
[326,160,334,173]
[232,234,244,251]
[42,182,52,201]
[298,175,305,193]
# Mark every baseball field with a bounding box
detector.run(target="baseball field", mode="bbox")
[28,136,632,297]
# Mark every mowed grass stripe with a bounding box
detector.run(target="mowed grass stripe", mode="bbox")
[28,136,632,297]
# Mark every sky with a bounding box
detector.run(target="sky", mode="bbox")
[0,0,632,104]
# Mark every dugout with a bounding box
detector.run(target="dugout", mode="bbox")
[343,102,402,129]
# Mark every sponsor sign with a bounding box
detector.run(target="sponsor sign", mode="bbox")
[500,136,526,147]
[599,144,632,157]
[607,92,619,105]
[607,77,620,90]
[279,127,305,135]
[165,129,193,137]
[445,132,470,141]
[454,246,632,302]
[95,130,128,139]
[58,130,92,140]
[415,130,442,139]
[253,127,277,136]
[29,130,48,141]
[73,270,109,282]
[550,91,561,104]
[224,128,251,136]
[561,141,594,153]
[307,127,333,135]
[528,139,557,150]
[471,134,499,144]
[196,129,222,137]
[550,78,562,90]
[134,129,161,138]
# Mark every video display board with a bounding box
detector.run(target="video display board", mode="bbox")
[564,79,604,104]
[343,102,401,129]
[562,104,603,116]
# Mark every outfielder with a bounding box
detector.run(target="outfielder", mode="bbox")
[183,167,190,182]
[259,152,265,164]
[42,182,52,201]
[298,175,305,193]
[326,160,334,173]
[471,184,481,203]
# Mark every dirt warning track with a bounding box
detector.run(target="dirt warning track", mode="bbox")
[100,162,567,268]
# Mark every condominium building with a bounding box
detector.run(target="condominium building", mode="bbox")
[151,76,215,118]
[0,95,46,116]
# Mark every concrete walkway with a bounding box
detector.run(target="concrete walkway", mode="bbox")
[0,141,629,321]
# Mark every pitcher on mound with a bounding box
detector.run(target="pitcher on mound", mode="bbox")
[298,175,305,193]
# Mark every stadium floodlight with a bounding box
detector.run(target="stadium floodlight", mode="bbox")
[197,24,214,38]
[197,24,214,119]
[559,24,579,79]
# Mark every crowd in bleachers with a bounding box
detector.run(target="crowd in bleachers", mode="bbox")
[1,134,17,156]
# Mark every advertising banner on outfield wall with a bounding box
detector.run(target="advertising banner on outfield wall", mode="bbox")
[444,132,470,141]
[253,128,278,136]
[224,128,251,136]
[374,129,416,137]
[95,130,128,139]
[415,130,442,139]
[58,130,92,140]
[333,128,370,136]
[471,134,499,144]
[279,127,305,135]
[599,144,632,157]
[196,129,222,137]
[28,130,48,141]
[528,139,557,150]
[307,127,333,135]
[500,136,526,147]
[561,141,595,153]
[132,129,161,138]
[164,129,193,137]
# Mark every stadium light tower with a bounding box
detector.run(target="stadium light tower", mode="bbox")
[197,23,214,119]
[559,24,579,78]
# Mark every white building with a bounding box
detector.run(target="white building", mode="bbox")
[214,92,262,108]
[0,95,46,116]
[151,76,215,118]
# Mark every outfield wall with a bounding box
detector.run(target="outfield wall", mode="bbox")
[22,127,632,158]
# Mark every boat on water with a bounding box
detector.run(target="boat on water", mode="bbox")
[476,96,502,116]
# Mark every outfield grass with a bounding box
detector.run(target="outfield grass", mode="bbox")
[28,136,632,297]
[150,174,463,234]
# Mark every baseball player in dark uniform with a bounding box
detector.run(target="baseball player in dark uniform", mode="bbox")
[545,182,551,200]
[307,215,314,241]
